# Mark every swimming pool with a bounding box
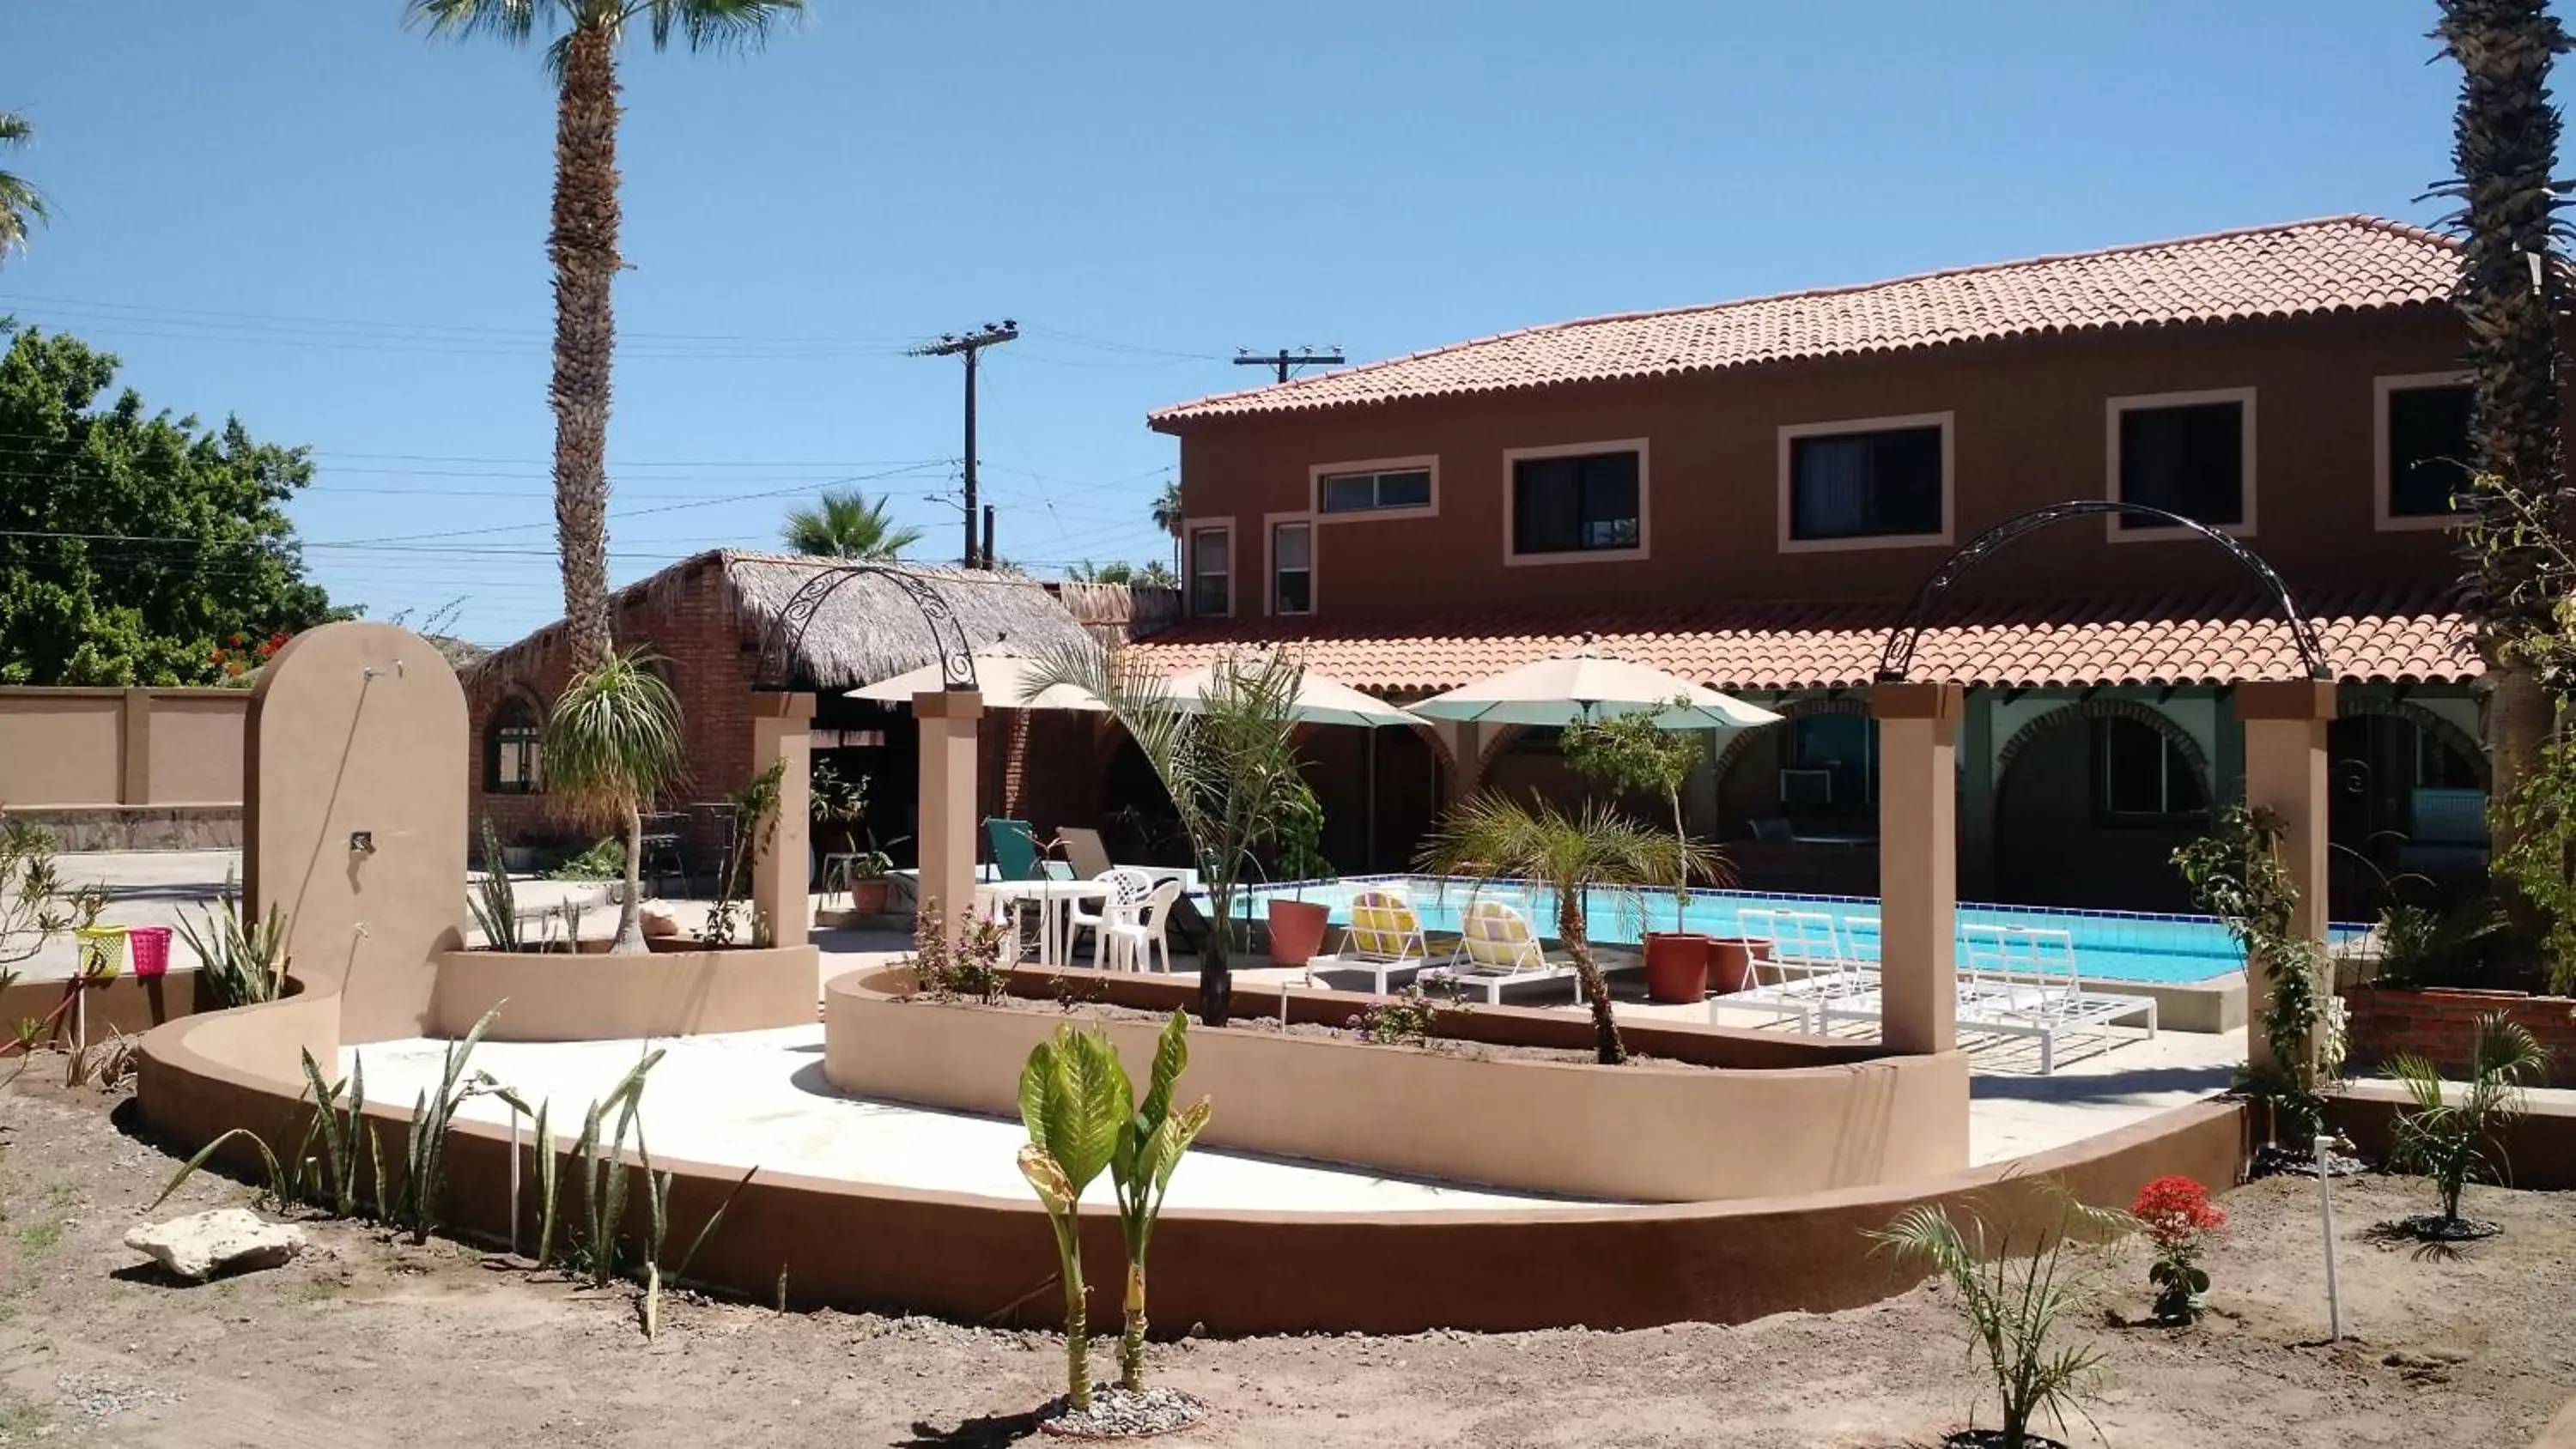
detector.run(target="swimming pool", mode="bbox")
[1223,875,2361,985]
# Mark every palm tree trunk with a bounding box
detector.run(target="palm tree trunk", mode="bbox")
[1560,887,1625,1065]
[550,21,622,676]
[1197,882,1232,1028]
[613,803,647,954]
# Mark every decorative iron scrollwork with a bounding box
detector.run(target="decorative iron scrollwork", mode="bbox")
[754,563,981,694]
[1873,500,2332,685]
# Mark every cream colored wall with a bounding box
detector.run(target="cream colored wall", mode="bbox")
[0,692,125,807]
[147,694,248,803]
[244,624,467,1044]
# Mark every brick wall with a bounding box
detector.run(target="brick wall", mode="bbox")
[2342,985,2576,1079]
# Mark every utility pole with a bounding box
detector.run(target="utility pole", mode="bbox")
[911,320,1019,567]
[980,505,996,573]
[1235,346,1345,385]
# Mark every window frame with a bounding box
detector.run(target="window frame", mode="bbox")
[483,692,544,796]
[2091,716,2208,826]
[1775,411,1956,555]
[1266,512,1315,617]
[1184,516,1235,618]
[2104,386,2258,542]
[1500,438,1650,567]
[2375,371,2476,532]
[1309,455,1440,522]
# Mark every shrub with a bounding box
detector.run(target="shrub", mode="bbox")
[2130,1174,2224,1324]
[2389,1011,2550,1238]
[905,900,1012,1004]
[1345,983,1460,1046]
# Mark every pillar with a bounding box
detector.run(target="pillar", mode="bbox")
[750,693,815,948]
[120,688,154,805]
[1956,688,1996,901]
[2234,679,2333,1074]
[1872,682,1963,1058]
[914,688,984,939]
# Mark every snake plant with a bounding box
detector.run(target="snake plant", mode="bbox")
[1016,1024,1129,1412]
[1109,1010,1211,1391]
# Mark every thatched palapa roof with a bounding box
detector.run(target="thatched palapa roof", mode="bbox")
[465,549,1104,692]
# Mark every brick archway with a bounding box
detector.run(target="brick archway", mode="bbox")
[1994,698,2212,799]
[2337,696,2488,789]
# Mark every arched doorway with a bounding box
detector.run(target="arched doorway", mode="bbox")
[1994,703,2211,912]
[2328,704,2487,918]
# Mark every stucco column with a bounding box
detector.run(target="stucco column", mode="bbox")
[1872,682,1963,1058]
[750,693,815,948]
[2234,679,2333,1074]
[1955,688,1996,901]
[914,688,984,939]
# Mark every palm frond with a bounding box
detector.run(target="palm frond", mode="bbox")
[404,0,550,45]
[641,0,805,53]
[544,648,687,827]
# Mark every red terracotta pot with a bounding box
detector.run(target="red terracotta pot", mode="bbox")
[1643,931,1711,1003]
[848,878,891,916]
[1705,937,1759,995]
[1267,899,1331,967]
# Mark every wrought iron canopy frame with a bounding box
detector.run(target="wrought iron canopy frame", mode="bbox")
[1873,500,2332,685]
[754,563,981,694]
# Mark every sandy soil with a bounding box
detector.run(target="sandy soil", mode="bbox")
[0,1068,2569,1448]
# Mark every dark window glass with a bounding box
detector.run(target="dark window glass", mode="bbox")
[1511,451,1640,555]
[1788,713,1877,815]
[1189,528,1230,615]
[1377,470,1432,509]
[2388,384,2474,518]
[2117,401,2244,527]
[2095,718,2205,818]
[1272,523,1311,615]
[485,697,543,795]
[1318,468,1433,513]
[1788,425,1945,541]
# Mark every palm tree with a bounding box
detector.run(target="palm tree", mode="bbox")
[1149,478,1183,575]
[1419,796,1716,1065]
[781,488,924,561]
[2433,0,2573,957]
[2389,1010,2550,1234]
[408,0,805,675]
[0,110,49,263]
[544,649,685,952]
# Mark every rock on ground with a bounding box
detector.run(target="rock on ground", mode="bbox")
[123,1209,307,1282]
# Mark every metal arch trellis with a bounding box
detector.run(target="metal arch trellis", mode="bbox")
[1872,500,2333,685]
[754,563,981,694]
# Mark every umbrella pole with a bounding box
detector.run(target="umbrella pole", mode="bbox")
[1364,731,1379,872]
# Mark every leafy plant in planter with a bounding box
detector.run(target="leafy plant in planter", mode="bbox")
[1419,794,1716,1065]
[174,876,292,1009]
[470,815,524,952]
[2175,803,2332,1146]
[2388,1010,2550,1240]
[809,755,868,858]
[2130,1174,2225,1324]
[545,649,686,954]
[1267,780,1334,967]
[1869,1182,2129,1449]
[1563,701,1734,931]
[2371,900,2502,990]
[706,760,784,948]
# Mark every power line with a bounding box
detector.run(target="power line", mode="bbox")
[909,322,1018,568]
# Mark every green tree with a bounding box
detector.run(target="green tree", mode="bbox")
[1564,703,1728,931]
[0,324,337,685]
[0,110,46,262]
[781,487,922,561]
[409,0,806,676]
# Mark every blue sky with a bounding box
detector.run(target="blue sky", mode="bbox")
[1,0,2467,644]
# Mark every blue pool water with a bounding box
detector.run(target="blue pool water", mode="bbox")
[1224,875,2362,985]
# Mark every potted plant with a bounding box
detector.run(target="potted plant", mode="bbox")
[839,840,898,917]
[1564,703,1735,1003]
[1267,781,1333,967]
[809,755,868,859]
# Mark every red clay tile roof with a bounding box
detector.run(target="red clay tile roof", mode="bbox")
[1149,216,2460,428]
[1124,587,2474,694]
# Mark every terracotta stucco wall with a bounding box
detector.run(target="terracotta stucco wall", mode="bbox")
[0,688,248,808]
[1169,312,2480,621]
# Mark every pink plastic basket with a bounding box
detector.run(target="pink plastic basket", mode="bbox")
[128,925,172,979]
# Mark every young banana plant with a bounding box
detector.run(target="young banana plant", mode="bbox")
[1016,1024,1130,1413]
[1109,1010,1211,1392]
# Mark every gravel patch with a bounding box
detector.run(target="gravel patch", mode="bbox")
[1037,1385,1210,1439]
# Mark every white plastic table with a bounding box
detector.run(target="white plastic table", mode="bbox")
[973,878,1116,967]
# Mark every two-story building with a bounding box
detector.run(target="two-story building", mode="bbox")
[1132,216,2489,918]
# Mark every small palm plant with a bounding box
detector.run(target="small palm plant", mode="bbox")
[544,649,685,954]
[1018,1023,1130,1412]
[1869,1183,2129,1449]
[1109,1011,1212,1391]
[2388,1011,2550,1239]
[1418,795,1717,1065]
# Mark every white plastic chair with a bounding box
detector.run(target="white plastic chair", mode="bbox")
[1103,878,1183,974]
[1068,866,1156,965]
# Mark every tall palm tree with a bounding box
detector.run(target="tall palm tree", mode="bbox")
[781,488,924,561]
[2434,0,2573,954]
[0,110,48,263]
[1419,795,1716,1065]
[1149,477,1183,575]
[408,0,805,676]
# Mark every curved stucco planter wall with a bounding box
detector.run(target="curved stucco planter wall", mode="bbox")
[826,967,1968,1203]
[428,945,820,1041]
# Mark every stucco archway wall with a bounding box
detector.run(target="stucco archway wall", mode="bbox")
[2336,696,2488,789]
[1990,699,2211,913]
[244,622,468,1045]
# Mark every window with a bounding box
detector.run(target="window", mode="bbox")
[1188,525,1230,615]
[2094,718,2205,820]
[1317,466,1433,515]
[2414,723,2480,791]
[1786,713,1876,815]
[2110,391,2253,534]
[1783,419,1948,545]
[1510,446,1642,557]
[484,695,542,795]
[2382,377,2474,521]
[1271,520,1312,615]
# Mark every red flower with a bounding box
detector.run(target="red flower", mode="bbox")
[2132,1174,2225,1247]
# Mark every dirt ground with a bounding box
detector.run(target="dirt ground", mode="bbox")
[0,1069,2569,1449]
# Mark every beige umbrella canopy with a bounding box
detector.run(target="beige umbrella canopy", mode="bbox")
[1409,640,1779,731]
[847,645,1110,712]
[1158,653,1425,729]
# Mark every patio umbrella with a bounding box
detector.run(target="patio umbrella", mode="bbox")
[846,645,1110,712]
[1408,640,1779,731]
[1157,653,1425,729]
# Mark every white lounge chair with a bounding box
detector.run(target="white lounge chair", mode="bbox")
[1953,925,2158,1074]
[1103,878,1183,974]
[1722,908,1878,1030]
[1297,886,1436,995]
[1421,897,1588,1005]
